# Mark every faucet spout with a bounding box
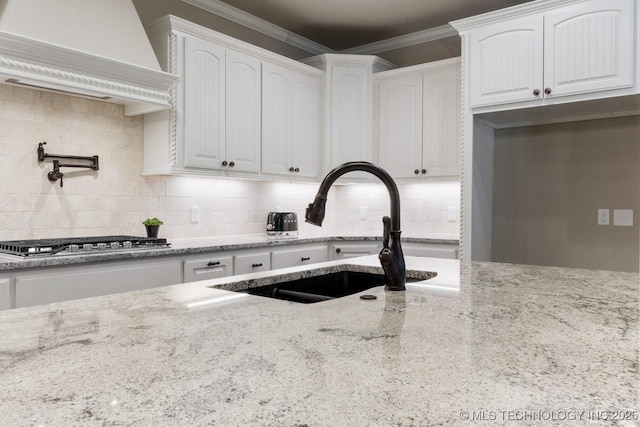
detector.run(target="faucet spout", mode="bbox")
[305,162,406,291]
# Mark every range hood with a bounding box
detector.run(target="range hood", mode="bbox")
[0,0,178,116]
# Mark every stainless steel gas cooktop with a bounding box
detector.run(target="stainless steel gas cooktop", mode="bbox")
[0,235,170,257]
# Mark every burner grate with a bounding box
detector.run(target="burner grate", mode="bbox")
[0,235,169,256]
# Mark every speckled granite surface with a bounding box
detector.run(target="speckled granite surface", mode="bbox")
[0,256,637,426]
[0,234,458,271]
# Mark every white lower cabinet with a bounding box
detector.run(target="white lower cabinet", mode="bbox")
[2,239,460,310]
[234,250,271,275]
[271,244,329,269]
[14,259,182,309]
[183,255,233,283]
[401,242,458,259]
[330,242,382,260]
[0,278,11,311]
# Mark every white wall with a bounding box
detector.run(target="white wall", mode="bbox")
[0,84,460,241]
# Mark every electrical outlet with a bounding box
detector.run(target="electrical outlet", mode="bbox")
[190,206,200,223]
[597,209,609,225]
[359,206,367,220]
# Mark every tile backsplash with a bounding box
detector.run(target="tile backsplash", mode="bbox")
[0,84,459,241]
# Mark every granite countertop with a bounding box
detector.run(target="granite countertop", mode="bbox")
[0,234,458,271]
[0,256,637,426]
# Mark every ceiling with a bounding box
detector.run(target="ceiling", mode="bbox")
[216,0,534,50]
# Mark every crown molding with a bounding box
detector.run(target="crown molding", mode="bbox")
[340,25,458,54]
[450,0,580,31]
[180,0,335,55]
[181,0,460,56]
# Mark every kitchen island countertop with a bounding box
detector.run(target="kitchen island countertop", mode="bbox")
[0,256,637,426]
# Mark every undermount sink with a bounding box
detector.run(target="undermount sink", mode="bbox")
[232,271,420,304]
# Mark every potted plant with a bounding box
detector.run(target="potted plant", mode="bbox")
[142,217,163,238]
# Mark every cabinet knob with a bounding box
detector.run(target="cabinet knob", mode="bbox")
[251,263,263,268]
[222,160,228,166]
[335,248,341,254]
[533,89,540,96]
[289,167,295,172]
[422,169,427,175]
[301,256,310,261]
[414,169,420,175]
[544,87,552,95]
[229,161,235,167]
[294,167,300,173]
[207,261,221,267]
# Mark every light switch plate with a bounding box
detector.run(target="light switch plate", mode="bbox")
[190,206,200,223]
[613,209,633,226]
[448,206,457,221]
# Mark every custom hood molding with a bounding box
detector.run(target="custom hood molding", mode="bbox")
[0,0,178,116]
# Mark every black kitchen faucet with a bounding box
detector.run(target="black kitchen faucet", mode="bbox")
[305,161,406,291]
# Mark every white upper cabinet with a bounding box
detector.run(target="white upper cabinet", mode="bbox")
[303,54,395,179]
[142,15,320,179]
[376,58,461,178]
[262,61,321,179]
[460,0,635,109]
[182,36,261,173]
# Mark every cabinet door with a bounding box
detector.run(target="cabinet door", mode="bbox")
[183,36,226,169]
[271,244,329,269]
[234,251,271,275]
[330,64,375,167]
[377,73,423,178]
[402,242,458,259]
[331,242,381,260]
[543,0,633,98]
[422,61,461,177]
[15,260,182,308]
[225,49,262,172]
[184,255,233,283]
[262,61,293,175]
[469,15,543,107]
[0,277,10,310]
[291,71,320,178]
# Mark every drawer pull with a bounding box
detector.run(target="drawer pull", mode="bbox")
[251,263,263,268]
[207,261,220,267]
[301,257,310,261]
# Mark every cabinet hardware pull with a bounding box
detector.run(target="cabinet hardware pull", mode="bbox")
[207,261,220,267]
[335,248,341,254]
[229,161,235,167]
[422,169,427,174]
[294,167,299,173]
[289,167,294,172]
[251,263,263,268]
[544,87,552,95]
[533,89,540,96]
[414,169,420,175]
[222,160,228,166]
[301,257,310,261]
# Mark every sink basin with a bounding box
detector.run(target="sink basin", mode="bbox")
[233,271,414,304]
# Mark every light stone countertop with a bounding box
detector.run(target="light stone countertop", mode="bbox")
[0,256,637,426]
[0,233,458,271]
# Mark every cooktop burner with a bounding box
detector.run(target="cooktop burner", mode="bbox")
[0,235,170,257]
